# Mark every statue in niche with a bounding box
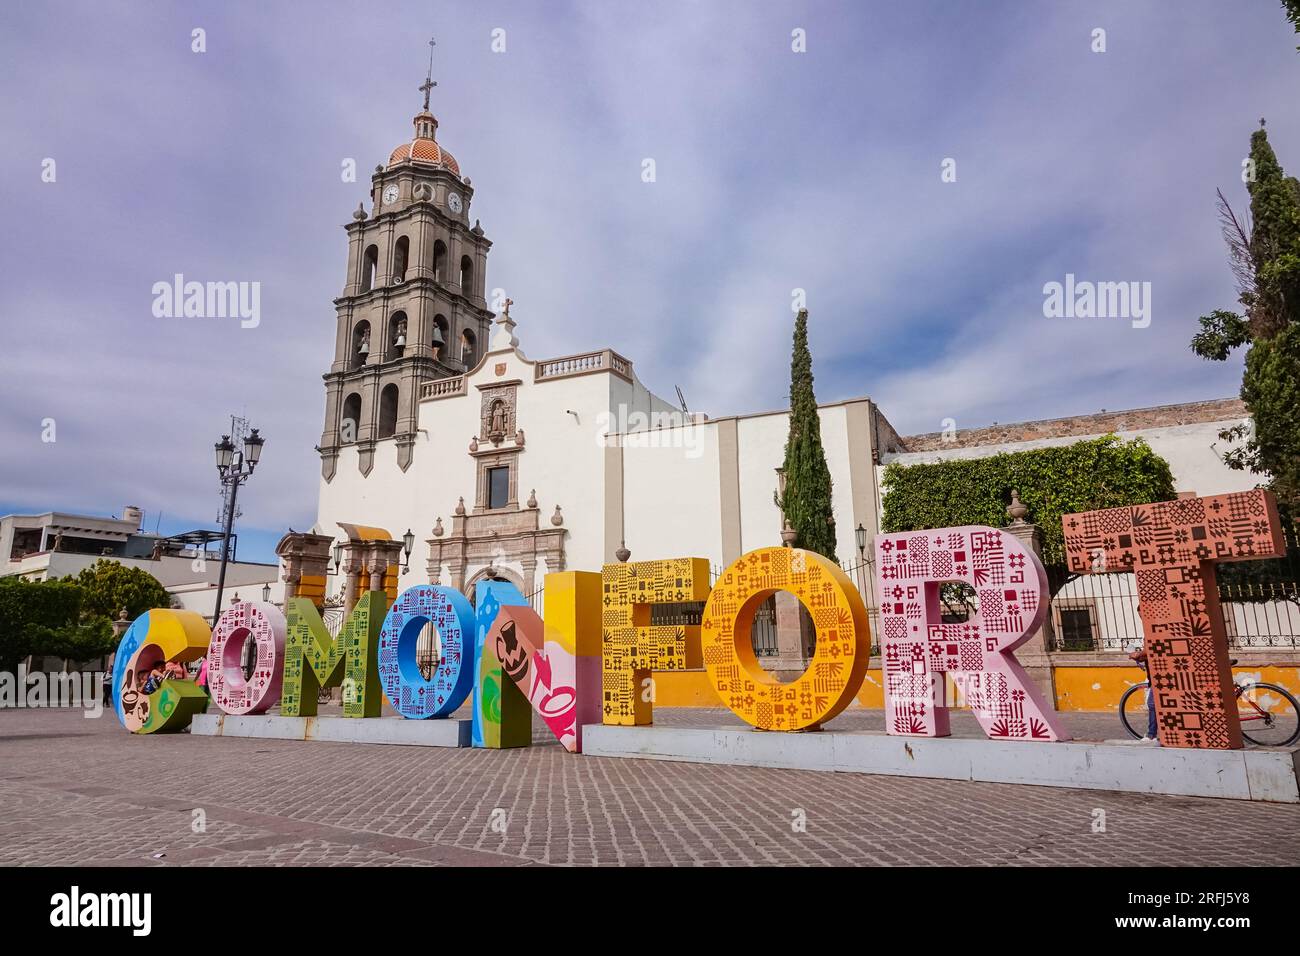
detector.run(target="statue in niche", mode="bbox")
[488,399,507,444]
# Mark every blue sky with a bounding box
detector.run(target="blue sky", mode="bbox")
[2,0,1298,563]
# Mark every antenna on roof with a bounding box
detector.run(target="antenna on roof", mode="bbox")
[675,386,689,413]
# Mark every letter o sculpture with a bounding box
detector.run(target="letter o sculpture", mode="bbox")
[378,584,476,719]
[702,546,870,731]
[207,600,286,715]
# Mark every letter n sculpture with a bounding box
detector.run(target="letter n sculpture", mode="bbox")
[1063,490,1285,749]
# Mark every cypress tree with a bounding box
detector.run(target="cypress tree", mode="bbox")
[1191,121,1300,512]
[776,309,838,560]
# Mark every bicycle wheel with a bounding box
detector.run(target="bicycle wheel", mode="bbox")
[1238,683,1300,747]
[1119,683,1149,739]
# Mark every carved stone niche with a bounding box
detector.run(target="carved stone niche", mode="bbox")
[479,381,520,446]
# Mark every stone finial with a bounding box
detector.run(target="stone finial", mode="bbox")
[780,518,798,547]
[469,435,479,452]
[615,540,631,563]
[353,202,366,221]
[526,489,538,509]
[1006,489,1029,526]
[432,517,444,537]
[455,497,466,516]
[550,505,563,527]
[515,427,525,446]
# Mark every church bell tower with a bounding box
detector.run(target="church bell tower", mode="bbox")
[319,38,494,479]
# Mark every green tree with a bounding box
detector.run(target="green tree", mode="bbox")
[1285,1,1300,49]
[775,309,838,560]
[70,559,171,622]
[0,578,83,672]
[1190,122,1300,512]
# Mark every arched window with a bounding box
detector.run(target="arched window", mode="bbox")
[432,314,448,359]
[378,384,399,439]
[360,245,379,293]
[393,237,409,283]
[341,393,362,444]
[432,240,447,284]
[459,255,474,294]
[388,311,408,359]
[351,321,371,369]
[461,328,477,368]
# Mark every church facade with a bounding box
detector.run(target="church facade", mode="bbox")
[312,93,1263,614]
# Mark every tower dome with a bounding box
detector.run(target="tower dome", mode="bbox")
[387,110,460,175]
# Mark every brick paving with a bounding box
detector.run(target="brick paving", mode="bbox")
[1,706,1297,867]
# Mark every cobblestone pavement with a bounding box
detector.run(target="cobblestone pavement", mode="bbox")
[2,706,1297,867]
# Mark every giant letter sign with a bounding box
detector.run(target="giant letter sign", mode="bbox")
[377,585,475,719]
[112,609,211,733]
[481,571,603,752]
[1063,490,1285,749]
[207,601,286,716]
[601,558,710,725]
[281,591,385,718]
[473,580,532,748]
[876,526,1068,741]
[702,546,869,730]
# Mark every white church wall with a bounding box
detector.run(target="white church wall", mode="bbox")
[621,423,723,566]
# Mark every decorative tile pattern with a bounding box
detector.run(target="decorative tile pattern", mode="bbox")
[281,592,385,719]
[601,558,710,725]
[876,527,1068,742]
[208,601,285,716]
[1062,490,1285,749]
[701,547,870,731]
[377,585,475,720]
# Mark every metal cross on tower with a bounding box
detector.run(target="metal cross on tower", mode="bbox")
[420,36,437,110]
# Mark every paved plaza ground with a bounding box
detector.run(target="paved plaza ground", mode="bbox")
[2,705,1297,867]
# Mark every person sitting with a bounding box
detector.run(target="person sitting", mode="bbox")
[163,660,187,681]
[142,664,167,695]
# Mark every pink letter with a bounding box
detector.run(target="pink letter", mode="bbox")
[876,526,1069,741]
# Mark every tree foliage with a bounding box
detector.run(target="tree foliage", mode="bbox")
[1190,123,1300,512]
[0,578,83,671]
[70,559,170,622]
[775,309,838,561]
[880,435,1176,552]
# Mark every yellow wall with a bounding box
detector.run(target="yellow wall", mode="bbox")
[1054,664,1300,713]
[651,665,1300,713]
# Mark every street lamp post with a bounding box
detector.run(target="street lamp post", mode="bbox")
[212,428,265,625]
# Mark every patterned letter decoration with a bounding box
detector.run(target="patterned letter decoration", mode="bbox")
[601,558,710,726]
[377,585,475,719]
[701,546,870,731]
[1062,490,1285,749]
[281,591,385,718]
[208,601,286,716]
[876,526,1069,742]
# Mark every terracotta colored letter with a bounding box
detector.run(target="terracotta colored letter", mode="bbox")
[1063,490,1285,749]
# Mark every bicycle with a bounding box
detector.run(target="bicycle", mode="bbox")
[1120,659,1300,747]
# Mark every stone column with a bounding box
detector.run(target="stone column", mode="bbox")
[770,591,815,682]
[343,548,363,613]
[1003,491,1056,704]
[275,532,333,601]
